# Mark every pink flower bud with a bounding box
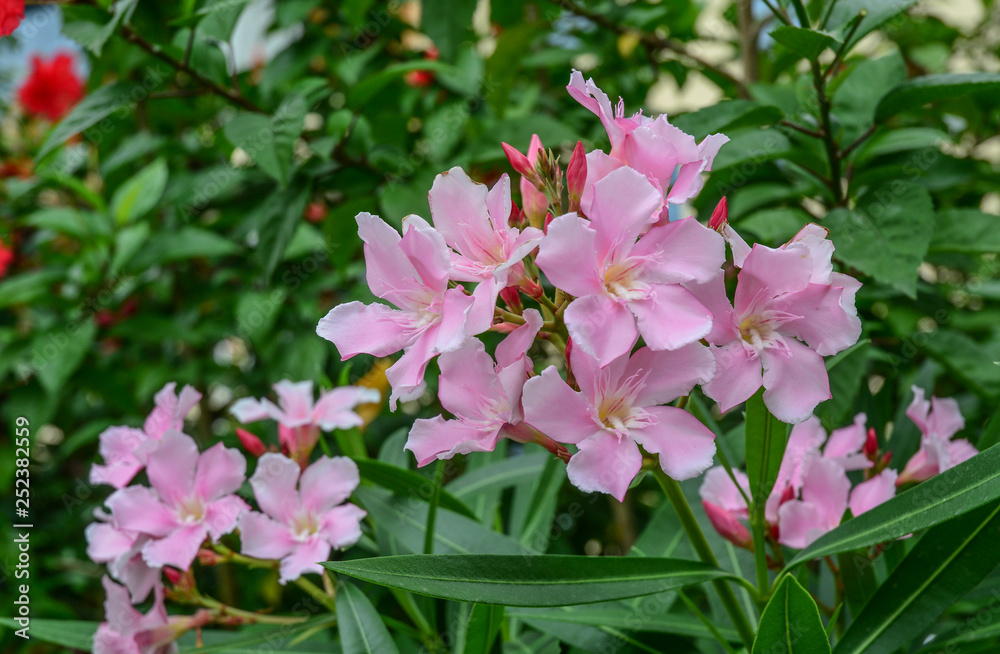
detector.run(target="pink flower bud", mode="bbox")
[543,211,555,232]
[518,276,544,300]
[197,548,222,566]
[864,427,878,459]
[499,286,523,312]
[163,567,184,586]
[709,197,728,231]
[567,141,587,211]
[501,142,534,179]
[236,428,267,457]
[703,501,753,549]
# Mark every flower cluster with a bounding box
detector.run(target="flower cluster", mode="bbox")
[316,71,863,501]
[700,385,976,550]
[86,381,369,653]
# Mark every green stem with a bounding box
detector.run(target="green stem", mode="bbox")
[198,595,309,625]
[424,460,445,554]
[810,59,843,204]
[677,590,740,654]
[653,468,757,649]
[294,576,338,614]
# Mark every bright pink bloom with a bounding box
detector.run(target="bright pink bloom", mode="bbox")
[317,213,475,409]
[699,225,862,423]
[239,453,365,584]
[90,383,202,489]
[18,52,84,121]
[406,310,544,465]
[0,235,13,278]
[523,343,716,501]
[105,431,248,571]
[427,167,544,333]
[1,0,24,37]
[699,467,753,548]
[230,380,378,466]
[778,457,897,549]
[534,167,722,366]
[566,70,728,213]
[94,577,183,654]
[86,512,159,603]
[898,386,976,484]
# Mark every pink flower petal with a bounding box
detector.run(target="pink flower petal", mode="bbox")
[564,294,637,367]
[800,456,850,525]
[86,523,136,563]
[632,406,717,481]
[588,167,662,257]
[312,386,380,431]
[400,215,451,293]
[238,511,297,560]
[629,283,714,352]
[522,367,600,445]
[271,380,315,426]
[761,340,832,424]
[579,150,625,216]
[566,70,626,156]
[685,271,739,345]
[320,503,368,549]
[436,286,477,346]
[438,339,503,420]
[250,453,302,519]
[145,430,198,505]
[106,486,178,538]
[229,397,271,424]
[631,217,725,285]
[771,283,861,356]
[278,536,331,584]
[428,166,495,262]
[535,213,604,298]
[405,416,502,466]
[300,456,360,513]
[566,432,642,502]
[316,301,417,359]
[699,467,750,516]
[194,442,246,501]
[702,342,763,414]
[627,344,715,407]
[203,495,249,541]
[141,523,208,570]
[849,469,898,517]
[734,245,814,316]
[355,212,419,303]
[928,395,965,440]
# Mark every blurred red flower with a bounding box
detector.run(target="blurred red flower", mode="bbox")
[0,0,24,37]
[0,236,14,279]
[18,52,85,121]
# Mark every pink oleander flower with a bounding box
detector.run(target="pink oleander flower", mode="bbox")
[90,383,202,489]
[405,310,566,465]
[316,212,476,409]
[502,135,549,224]
[427,167,544,333]
[239,453,366,584]
[522,342,717,501]
[104,431,248,571]
[94,577,207,654]
[898,386,977,485]
[86,511,159,603]
[699,467,753,549]
[534,166,722,366]
[230,380,379,467]
[778,457,897,549]
[699,225,862,423]
[566,70,728,216]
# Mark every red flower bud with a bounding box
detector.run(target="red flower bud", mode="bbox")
[543,211,555,233]
[236,428,267,457]
[709,197,728,231]
[864,427,878,459]
[304,201,327,223]
[163,567,184,585]
[499,286,523,313]
[567,141,587,212]
[501,142,535,179]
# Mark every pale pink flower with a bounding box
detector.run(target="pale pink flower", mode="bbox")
[230,380,379,466]
[86,511,159,603]
[699,226,862,423]
[898,386,976,484]
[105,431,248,571]
[239,453,365,584]
[406,310,551,465]
[699,467,752,548]
[427,167,544,333]
[566,70,728,214]
[534,166,722,366]
[316,212,475,409]
[778,457,897,549]
[94,576,210,654]
[522,342,716,501]
[90,383,201,489]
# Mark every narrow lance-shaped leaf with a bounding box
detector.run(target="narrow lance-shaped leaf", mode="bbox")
[324,554,737,607]
[744,389,788,507]
[353,458,478,520]
[752,575,831,654]
[834,500,1000,654]
[336,580,401,654]
[785,444,1000,569]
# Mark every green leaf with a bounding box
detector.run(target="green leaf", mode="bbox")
[753,575,831,653]
[770,26,837,60]
[36,82,134,162]
[254,182,312,284]
[348,61,459,107]
[80,0,138,55]
[852,127,948,165]
[176,615,338,652]
[511,456,566,550]
[929,208,1000,255]
[421,0,476,60]
[827,0,919,50]
[451,603,504,654]
[110,158,168,225]
[874,73,1000,123]
[0,270,65,309]
[324,554,736,607]
[815,340,870,430]
[825,181,934,298]
[785,443,1000,569]
[711,128,793,171]
[745,389,788,506]
[223,94,308,188]
[831,53,906,143]
[447,452,551,500]
[834,501,1000,654]
[110,222,151,276]
[35,319,97,395]
[671,100,784,140]
[353,458,478,520]
[25,207,102,239]
[837,546,879,620]
[485,23,543,117]
[336,580,401,654]
[0,619,94,650]
[129,227,240,268]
